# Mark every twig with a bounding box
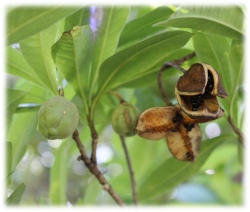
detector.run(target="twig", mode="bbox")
[157,52,196,106]
[72,130,126,206]
[108,91,125,103]
[120,135,138,206]
[228,115,245,148]
[88,118,98,164]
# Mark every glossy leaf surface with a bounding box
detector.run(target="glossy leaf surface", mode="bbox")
[6,183,26,205]
[6,7,80,45]
[6,47,48,90]
[119,6,174,46]
[89,6,130,101]
[95,31,193,106]
[6,88,27,125]
[19,25,58,95]
[155,6,244,40]
[51,25,92,112]
[7,112,38,170]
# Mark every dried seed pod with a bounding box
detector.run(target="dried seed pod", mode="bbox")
[175,63,228,119]
[38,96,79,140]
[136,106,180,140]
[166,123,201,162]
[111,102,140,137]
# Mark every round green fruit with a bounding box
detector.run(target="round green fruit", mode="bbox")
[38,96,79,140]
[111,102,140,137]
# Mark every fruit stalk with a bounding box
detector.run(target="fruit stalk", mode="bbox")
[157,52,196,106]
[120,135,138,206]
[72,129,126,207]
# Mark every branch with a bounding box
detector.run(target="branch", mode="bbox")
[157,52,196,106]
[228,115,245,148]
[88,119,98,164]
[72,130,126,206]
[120,135,138,206]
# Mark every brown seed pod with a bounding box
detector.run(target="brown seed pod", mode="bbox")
[175,63,228,119]
[166,123,201,162]
[136,106,180,140]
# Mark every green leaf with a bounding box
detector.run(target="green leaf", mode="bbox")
[6,88,27,126]
[2,142,13,186]
[137,134,232,200]
[51,25,92,114]
[117,48,196,88]
[119,6,174,47]
[19,25,58,95]
[6,183,26,205]
[228,39,244,123]
[6,6,81,45]
[63,7,90,31]
[1,171,15,185]
[193,31,231,115]
[94,31,193,111]
[155,6,244,40]
[7,112,38,170]
[6,47,49,90]
[49,140,68,205]
[21,92,47,104]
[89,6,130,102]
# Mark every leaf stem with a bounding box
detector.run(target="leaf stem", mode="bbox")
[108,91,125,103]
[228,115,245,148]
[72,129,126,206]
[157,52,196,106]
[119,135,138,206]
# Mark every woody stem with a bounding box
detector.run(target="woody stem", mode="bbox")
[157,52,196,106]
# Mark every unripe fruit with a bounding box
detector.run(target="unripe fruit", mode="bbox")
[111,102,140,137]
[38,96,79,140]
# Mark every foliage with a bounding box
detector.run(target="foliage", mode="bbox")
[5,5,244,206]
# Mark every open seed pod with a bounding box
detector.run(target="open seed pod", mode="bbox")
[166,123,201,162]
[136,106,180,140]
[175,63,228,119]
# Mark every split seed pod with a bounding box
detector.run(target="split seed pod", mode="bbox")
[136,105,179,140]
[166,123,201,162]
[175,63,228,119]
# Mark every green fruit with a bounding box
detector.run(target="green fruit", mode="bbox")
[38,96,79,140]
[111,102,140,137]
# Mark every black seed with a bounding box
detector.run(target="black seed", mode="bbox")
[192,102,200,106]
[172,113,183,123]
[187,127,192,132]
[184,124,189,128]
[192,107,199,111]
[203,93,208,99]
[208,84,213,92]
[197,95,203,100]
[190,123,195,128]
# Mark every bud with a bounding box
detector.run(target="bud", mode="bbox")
[38,96,79,140]
[175,63,228,120]
[111,102,140,137]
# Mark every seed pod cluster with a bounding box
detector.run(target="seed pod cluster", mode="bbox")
[136,63,228,162]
